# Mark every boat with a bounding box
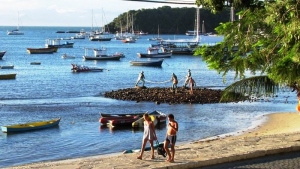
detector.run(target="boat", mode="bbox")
[129,59,164,67]
[45,39,74,48]
[148,25,163,41]
[89,35,112,41]
[83,48,122,61]
[99,112,145,124]
[0,51,6,59]
[161,7,201,55]
[1,118,61,133]
[30,62,41,65]
[132,110,166,128]
[71,29,86,39]
[71,64,104,72]
[137,47,172,58]
[0,65,14,69]
[27,47,58,54]
[0,73,16,80]
[108,116,141,127]
[122,37,136,43]
[62,53,76,59]
[7,12,24,35]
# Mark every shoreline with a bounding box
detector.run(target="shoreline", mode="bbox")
[5,112,300,169]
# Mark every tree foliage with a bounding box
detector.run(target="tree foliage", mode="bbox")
[194,0,300,101]
[105,6,232,34]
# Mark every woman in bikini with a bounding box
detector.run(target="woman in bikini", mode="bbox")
[164,114,178,162]
[137,113,157,160]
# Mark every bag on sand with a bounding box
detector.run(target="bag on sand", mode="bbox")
[156,140,166,157]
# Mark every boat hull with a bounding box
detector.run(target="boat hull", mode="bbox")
[83,55,121,61]
[129,59,163,66]
[0,73,16,80]
[1,118,61,133]
[99,113,144,124]
[0,65,14,69]
[137,53,172,58]
[0,51,6,59]
[27,47,58,54]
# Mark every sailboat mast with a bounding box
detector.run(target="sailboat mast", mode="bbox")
[196,7,200,42]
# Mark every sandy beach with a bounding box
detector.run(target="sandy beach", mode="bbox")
[4,112,300,169]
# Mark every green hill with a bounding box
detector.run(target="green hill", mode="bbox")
[106,6,233,34]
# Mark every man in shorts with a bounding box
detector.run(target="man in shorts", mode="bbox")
[164,114,178,162]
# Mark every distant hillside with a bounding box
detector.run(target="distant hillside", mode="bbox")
[106,6,234,34]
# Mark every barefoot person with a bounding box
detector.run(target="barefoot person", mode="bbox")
[137,113,157,160]
[164,114,178,162]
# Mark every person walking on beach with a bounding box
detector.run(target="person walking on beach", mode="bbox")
[171,73,178,90]
[135,71,145,87]
[137,113,157,160]
[183,69,191,88]
[164,114,178,163]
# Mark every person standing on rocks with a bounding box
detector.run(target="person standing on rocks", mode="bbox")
[171,73,178,90]
[189,77,196,94]
[183,69,191,88]
[164,114,178,163]
[135,71,145,87]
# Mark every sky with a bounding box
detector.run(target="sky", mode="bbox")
[0,0,197,27]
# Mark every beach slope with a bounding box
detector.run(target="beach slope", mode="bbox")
[5,112,300,169]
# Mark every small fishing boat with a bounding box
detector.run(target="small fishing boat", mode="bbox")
[132,110,166,128]
[83,48,122,61]
[45,39,74,48]
[122,37,136,43]
[99,112,145,125]
[62,53,76,59]
[0,73,16,80]
[27,47,58,54]
[71,64,104,72]
[1,118,61,133]
[0,51,6,59]
[0,65,14,69]
[30,62,41,65]
[108,116,141,127]
[137,47,172,58]
[129,59,164,67]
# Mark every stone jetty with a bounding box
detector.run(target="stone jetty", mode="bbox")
[104,87,223,104]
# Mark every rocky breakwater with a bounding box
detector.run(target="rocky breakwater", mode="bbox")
[104,87,223,104]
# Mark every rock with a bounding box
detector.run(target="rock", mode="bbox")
[104,87,225,104]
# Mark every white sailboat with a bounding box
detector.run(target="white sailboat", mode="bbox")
[161,7,200,55]
[7,12,24,35]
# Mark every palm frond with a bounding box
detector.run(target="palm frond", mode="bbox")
[220,75,280,102]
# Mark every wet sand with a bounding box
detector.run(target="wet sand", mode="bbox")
[4,112,300,169]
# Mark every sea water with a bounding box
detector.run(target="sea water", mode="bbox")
[0,26,297,168]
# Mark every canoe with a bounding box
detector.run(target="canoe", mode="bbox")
[99,113,144,124]
[83,55,121,61]
[100,112,145,118]
[108,116,141,127]
[30,62,41,65]
[0,73,16,80]
[129,59,164,67]
[0,65,14,69]
[132,110,166,128]
[71,64,104,72]
[27,47,58,54]
[1,118,61,133]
